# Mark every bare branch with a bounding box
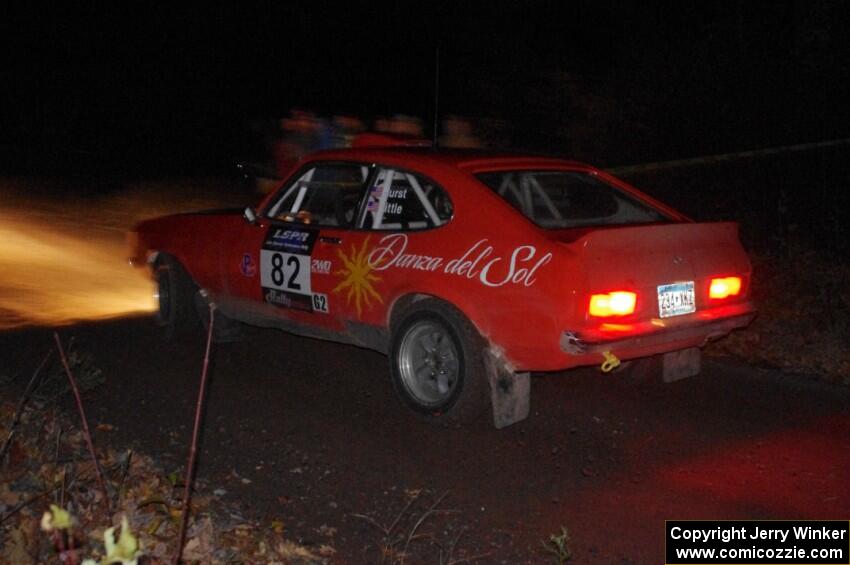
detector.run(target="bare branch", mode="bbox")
[0,349,52,463]
[54,333,110,516]
[0,482,62,524]
[448,551,495,564]
[351,513,392,535]
[403,491,455,557]
[173,303,216,565]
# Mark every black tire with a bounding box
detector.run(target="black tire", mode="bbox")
[389,299,488,422]
[154,255,199,338]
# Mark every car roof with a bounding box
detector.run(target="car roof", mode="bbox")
[303,146,594,175]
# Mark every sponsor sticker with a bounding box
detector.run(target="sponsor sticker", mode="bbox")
[366,233,552,287]
[264,288,313,312]
[240,253,256,277]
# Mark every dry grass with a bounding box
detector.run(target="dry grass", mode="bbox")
[710,249,850,382]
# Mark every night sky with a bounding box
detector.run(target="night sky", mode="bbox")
[4,1,850,172]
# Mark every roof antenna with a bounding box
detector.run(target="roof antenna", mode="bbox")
[432,46,440,149]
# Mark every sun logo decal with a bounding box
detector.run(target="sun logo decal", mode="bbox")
[333,236,383,317]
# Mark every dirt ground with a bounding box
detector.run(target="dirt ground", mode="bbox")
[1,176,849,563]
[2,318,849,563]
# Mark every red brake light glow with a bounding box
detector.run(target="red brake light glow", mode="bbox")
[589,291,637,317]
[709,277,742,300]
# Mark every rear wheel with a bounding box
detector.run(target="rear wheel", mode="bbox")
[390,299,488,421]
[154,256,198,338]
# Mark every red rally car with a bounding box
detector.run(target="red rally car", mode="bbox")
[128,144,755,428]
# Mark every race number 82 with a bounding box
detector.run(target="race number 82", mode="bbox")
[260,250,311,295]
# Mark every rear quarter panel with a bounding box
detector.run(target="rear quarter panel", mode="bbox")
[368,165,570,370]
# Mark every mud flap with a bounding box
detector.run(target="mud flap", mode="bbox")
[483,348,530,429]
[662,347,701,383]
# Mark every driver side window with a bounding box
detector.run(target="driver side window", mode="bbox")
[267,163,369,227]
[360,168,453,230]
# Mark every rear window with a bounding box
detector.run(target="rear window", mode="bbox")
[476,170,668,229]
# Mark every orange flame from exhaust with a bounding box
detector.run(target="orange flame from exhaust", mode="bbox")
[0,212,156,329]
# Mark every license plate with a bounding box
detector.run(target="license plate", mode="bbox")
[657,281,696,318]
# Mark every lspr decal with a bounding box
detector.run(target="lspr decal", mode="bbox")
[263,227,318,254]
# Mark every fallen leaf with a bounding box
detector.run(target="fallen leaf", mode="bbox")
[1,525,35,565]
[318,544,336,556]
[182,516,214,562]
[276,540,320,561]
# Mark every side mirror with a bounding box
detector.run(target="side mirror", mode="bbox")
[243,207,258,225]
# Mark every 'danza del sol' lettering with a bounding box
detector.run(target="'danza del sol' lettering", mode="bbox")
[367,233,552,287]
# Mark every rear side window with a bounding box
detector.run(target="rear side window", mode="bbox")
[361,168,453,230]
[476,170,668,229]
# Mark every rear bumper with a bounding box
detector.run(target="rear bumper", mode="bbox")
[560,303,755,360]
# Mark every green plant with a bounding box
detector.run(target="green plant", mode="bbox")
[41,505,141,565]
[541,526,572,564]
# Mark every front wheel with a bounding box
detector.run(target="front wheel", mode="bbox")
[193,291,245,343]
[390,299,487,421]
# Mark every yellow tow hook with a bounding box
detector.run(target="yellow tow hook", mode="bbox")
[600,351,620,373]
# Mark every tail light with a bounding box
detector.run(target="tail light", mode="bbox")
[709,277,742,300]
[589,291,637,317]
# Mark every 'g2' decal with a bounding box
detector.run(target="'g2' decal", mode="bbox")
[312,293,329,314]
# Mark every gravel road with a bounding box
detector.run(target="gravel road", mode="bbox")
[2,318,847,563]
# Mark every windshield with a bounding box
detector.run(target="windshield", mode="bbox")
[476,170,669,229]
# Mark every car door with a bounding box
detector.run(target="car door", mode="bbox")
[219,162,453,336]
[303,164,381,328]
[253,161,373,331]
[311,166,455,329]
